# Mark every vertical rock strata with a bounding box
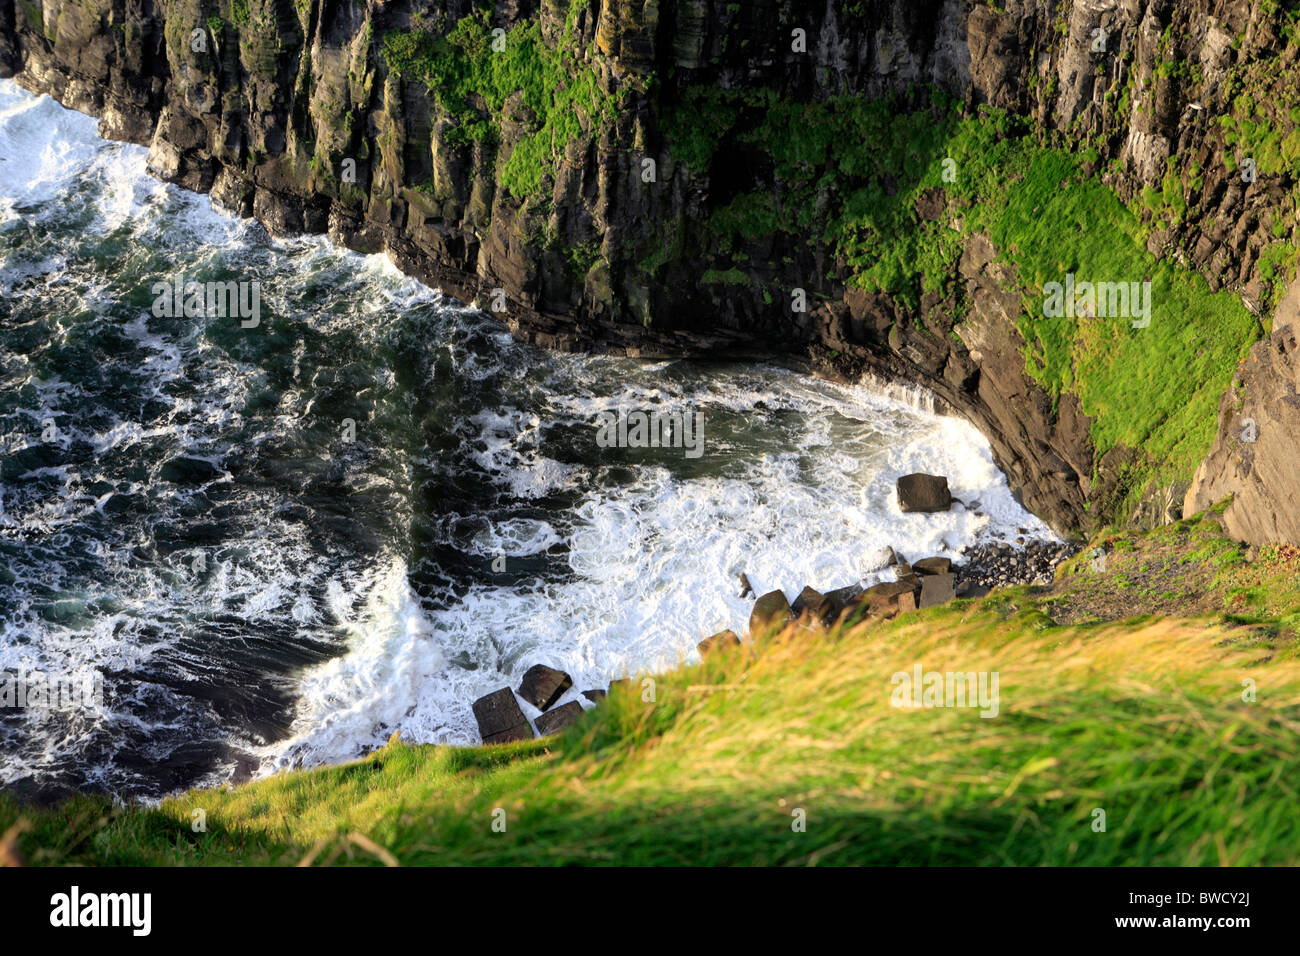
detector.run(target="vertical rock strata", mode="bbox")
[3,1,1298,537]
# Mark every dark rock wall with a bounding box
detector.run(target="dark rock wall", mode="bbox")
[2,0,1298,537]
[1186,274,1300,545]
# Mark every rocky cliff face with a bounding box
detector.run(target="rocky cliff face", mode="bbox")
[1186,274,1300,544]
[3,0,1298,537]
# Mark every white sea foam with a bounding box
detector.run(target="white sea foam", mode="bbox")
[0,78,1056,793]
[266,365,1055,770]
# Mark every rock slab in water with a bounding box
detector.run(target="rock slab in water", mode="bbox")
[473,688,535,744]
[919,572,958,608]
[913,556,953,576]
[822,584,865,620]
[535,701,584,736]
[750,590,793,633]
[698,629,741,656]
[582,689,606,703]
[897,474,952,513]
[517,664,573,710]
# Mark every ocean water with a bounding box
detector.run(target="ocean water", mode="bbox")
[0,79,1054,802]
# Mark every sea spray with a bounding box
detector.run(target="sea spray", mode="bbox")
[0,78,1057,798]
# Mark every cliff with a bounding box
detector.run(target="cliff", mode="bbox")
[3,0,1298,536]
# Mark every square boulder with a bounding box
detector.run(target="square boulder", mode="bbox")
[897,474,952,513]
[517,664,573,711]
[535,701,585,736]
[472,688,535,745]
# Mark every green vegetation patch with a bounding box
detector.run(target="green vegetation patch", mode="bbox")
[1045,507,1300,645]
[4,595,1299,866]
[380,4,615,202]
[666,90,1264,523]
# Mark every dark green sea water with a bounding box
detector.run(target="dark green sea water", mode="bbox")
[0,79,1051,801]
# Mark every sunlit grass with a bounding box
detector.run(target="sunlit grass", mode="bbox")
[5,595,1299,866]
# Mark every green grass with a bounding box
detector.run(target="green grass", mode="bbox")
[974,143,1259,513]
[1037,505,1300,647]
[5,585,1300,866]
[369,11,1292,524]
[379,3,615,201]
[665,90,1265,523]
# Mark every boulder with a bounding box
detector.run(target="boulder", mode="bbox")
[913,556,953,576]
[609,677,632,693]
[919,572,958,608]
[895,572,923,594]
[517,664,573,711]
[698,629,742,656]
[852,580,917,619]
[791,586,821,615]
[750,590,793,633]
[472,687,535,744]
[581,689,606,703]
[535,701,584,736]
[897,473,952,513]
[791,586,835,625]
[822,583,865,621]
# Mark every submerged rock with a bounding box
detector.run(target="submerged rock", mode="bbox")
[159,456,223,484]
[860,545,899,572]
